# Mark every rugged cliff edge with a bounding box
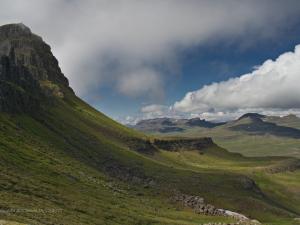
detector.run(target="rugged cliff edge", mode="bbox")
[153,137,214,151]
[0,23,71,113]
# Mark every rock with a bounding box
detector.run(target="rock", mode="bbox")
[250,219,261,224]
[224,210,249,221]
[238,176,262,194]
[102,160,156,188]
[0,52,43,113]
[171,192,221,216]
[0,220,27,225]
[0,23,70,88]
[171,191,261,225]
[0,23,73,113]
[239,177,256,190]
[126,137,158,154]
[153,137,214,152]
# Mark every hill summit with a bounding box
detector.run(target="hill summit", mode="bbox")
[238,113,266,121]
[0,23,71,113]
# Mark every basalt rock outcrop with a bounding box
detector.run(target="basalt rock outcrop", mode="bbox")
[0,23,72,113]
[0,50,44,113]
[172,192,261,225]
[153,137,214,152]
[0,23,69,87]
[201,221,260,225]
[126,137,158,154]
[172,193,223,216]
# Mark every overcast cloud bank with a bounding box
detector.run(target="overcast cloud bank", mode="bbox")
[2,0,300,123]
[2,0,300,100]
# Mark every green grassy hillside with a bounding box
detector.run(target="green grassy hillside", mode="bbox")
[1,94,300,224]
[1,23,300,225]
[0,95,237,225]
[174,126,300,159]
[153,147,300,225]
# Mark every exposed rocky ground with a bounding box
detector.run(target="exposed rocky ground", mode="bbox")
[0,220,27,225]
[102,159,157,188]
[172,192,261,225]
[200,222,260,225]
[153,137,214,152]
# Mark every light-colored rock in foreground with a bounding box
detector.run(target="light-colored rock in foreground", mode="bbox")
[0,220,27,225]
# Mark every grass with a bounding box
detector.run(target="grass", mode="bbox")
[2,23,299,224]
[153,147,300,225]
[0,90,299,224]
[0,93,237,225]
[154,125,300,159]
[144,115,300,159]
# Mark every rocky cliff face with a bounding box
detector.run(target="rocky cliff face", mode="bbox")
[0,23,72,113]
[0,50,43,113]
[153,137,214,152]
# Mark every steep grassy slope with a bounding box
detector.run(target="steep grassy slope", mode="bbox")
[0,96,241,225]
[1,93,300,225]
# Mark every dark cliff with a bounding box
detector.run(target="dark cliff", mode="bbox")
[153,137,214,152]
[0,23,72,113]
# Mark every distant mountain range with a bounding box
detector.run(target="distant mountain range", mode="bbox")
[133,113,300,138]
[132,113,300,158]
[131,117,225,133]
[231,113,300,138]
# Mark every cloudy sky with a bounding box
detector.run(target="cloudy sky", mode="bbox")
[1,0,300,123]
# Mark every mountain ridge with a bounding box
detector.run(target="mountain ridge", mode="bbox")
[0,23,69,87]
[133,117,225,133]
[137,113,300,159]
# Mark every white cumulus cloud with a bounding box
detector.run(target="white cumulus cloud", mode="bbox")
[174,45,300,114]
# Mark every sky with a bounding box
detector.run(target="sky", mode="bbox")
[1,0,300,124]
